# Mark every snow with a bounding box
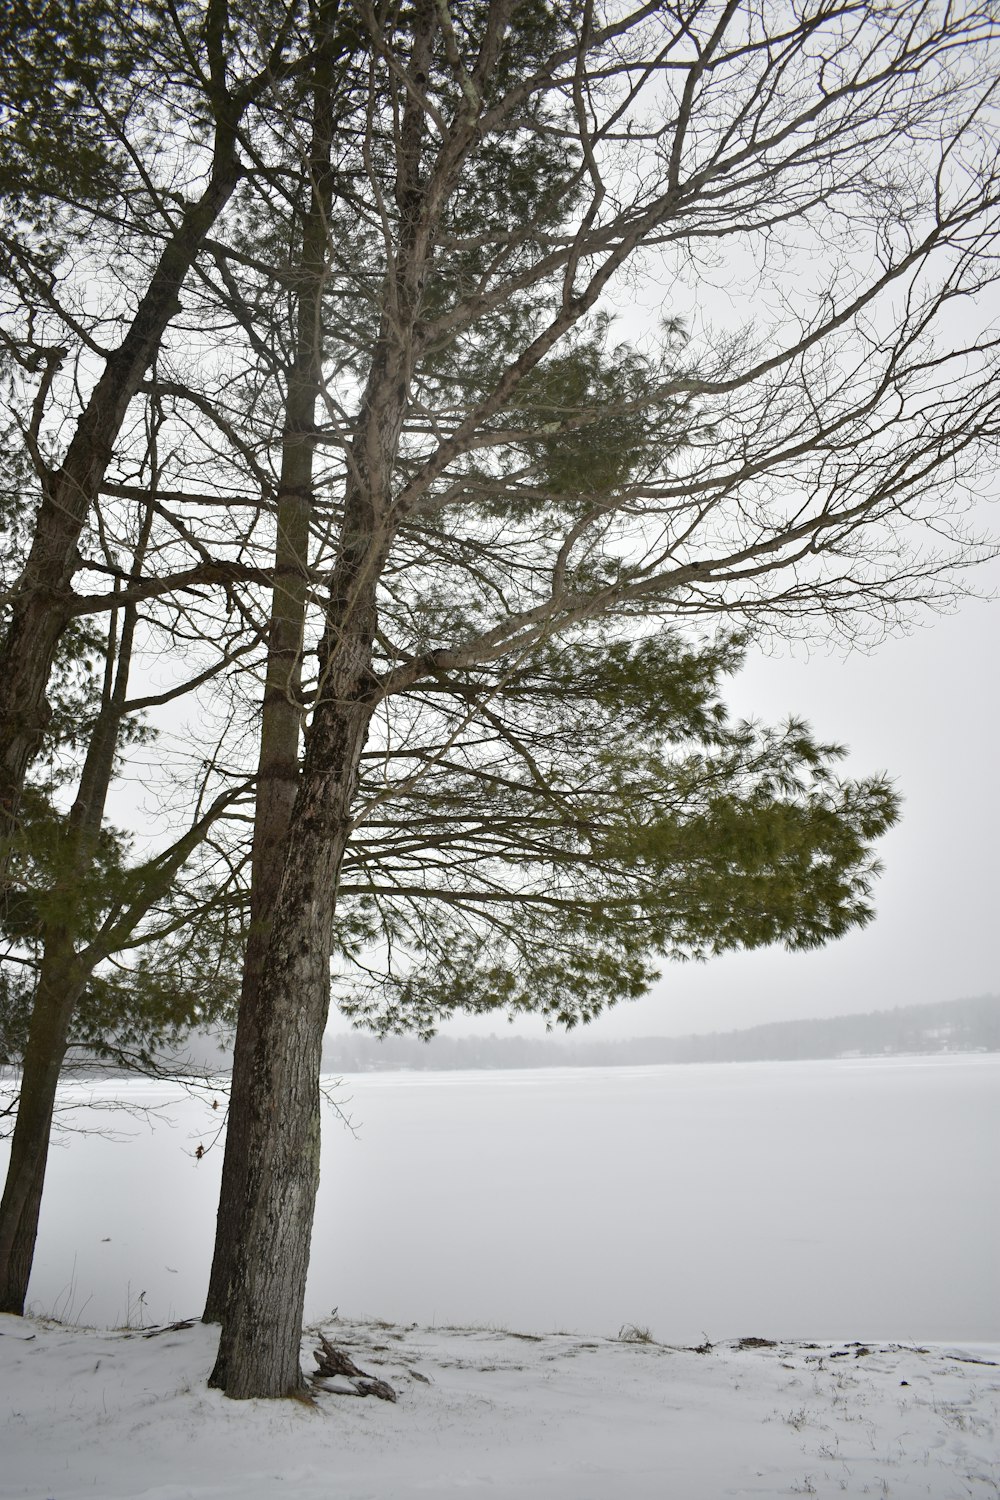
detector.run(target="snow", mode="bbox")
[2,1055,997,1496]
[1,1315,997,1498]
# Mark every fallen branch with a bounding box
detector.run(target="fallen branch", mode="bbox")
[312,1333,397,1402]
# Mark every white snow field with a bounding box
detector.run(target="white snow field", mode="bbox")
[1,1055,997,1497]
[1,1315,998,1498]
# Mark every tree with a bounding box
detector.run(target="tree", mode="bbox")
[0,0,316,1311]
[200,0,363,1325]
[199,0,1000,1397]
[0,503,251,1313]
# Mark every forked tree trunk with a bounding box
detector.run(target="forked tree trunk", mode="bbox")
[210,0,446,1396]
[202,0,341,1326]
[210,353,405,1395]
[208,381,414,1394]
[209,414,407,1395]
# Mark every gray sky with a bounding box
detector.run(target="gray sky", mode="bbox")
[416,565,999,1043]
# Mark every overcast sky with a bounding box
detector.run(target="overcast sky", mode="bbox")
[403,562,998,1043]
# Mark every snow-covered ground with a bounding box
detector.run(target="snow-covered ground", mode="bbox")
[1,1314,997,1499]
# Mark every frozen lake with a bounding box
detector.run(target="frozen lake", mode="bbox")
[3,1054,997,1342]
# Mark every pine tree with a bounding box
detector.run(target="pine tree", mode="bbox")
[199,2,1000,1396]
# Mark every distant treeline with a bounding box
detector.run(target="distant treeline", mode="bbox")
[318,992,1000,1073]
[316,990,1000,1074]
[42,992,997,1079]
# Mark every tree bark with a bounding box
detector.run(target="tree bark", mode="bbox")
[0,1126,48,1319]
[0,934,83,1313]
[209,396,410,1395]
[208,688,372,1396]
[209,313,422,1387]
[200,353,317,1327]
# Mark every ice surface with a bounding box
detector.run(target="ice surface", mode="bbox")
[2,1055,997,1342]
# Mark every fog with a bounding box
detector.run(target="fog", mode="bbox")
[11,1054,997,1344]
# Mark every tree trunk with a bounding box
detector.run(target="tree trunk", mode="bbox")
[202,0,340,1326]
[200,482,313,1325]
[209,439,405,1393]
[0,132,244,1276]
[208,696,371,1396]
[0,1126,48,1319]
[0,936,83,1313]
[0,555,146,1312]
